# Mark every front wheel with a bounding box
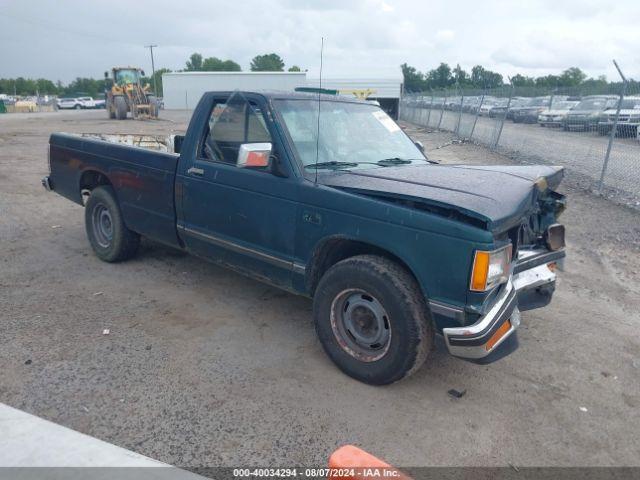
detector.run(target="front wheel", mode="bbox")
[85,186,140,262]
[107,101,116,119]
[313,255,434,385]
[114,96,128,120]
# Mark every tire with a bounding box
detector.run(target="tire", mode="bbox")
[107,100,116,119]
[75,104,82,110]
[114,96,128,120]
[85,186,140,262]
[313,255,434,385]
[147,96,159,118]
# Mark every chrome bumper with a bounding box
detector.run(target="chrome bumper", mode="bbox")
[443,249,562,359]
[443,281,520,359]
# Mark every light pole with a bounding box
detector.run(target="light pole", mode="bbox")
[144,44,158,95]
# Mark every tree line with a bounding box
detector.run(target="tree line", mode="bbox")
[2,55,632,98]
[401,62,625,92]
[0,52,303,98]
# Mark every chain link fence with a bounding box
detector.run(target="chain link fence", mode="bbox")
[400,69,640,206]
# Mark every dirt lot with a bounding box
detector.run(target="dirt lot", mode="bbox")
[1,110,639,468]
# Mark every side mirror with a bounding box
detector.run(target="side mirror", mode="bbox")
[237,143,272,169]
[414,140,425,153]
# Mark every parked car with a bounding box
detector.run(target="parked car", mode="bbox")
[487,99,510,118]
[475,97,493,116]
[57,97,83,109]
[564,96,618,131]
[78,97,98,108]
[93,97,106,109]
[512,97,556,124]
[81,97,107,109]
[42,91,566,385]
[478,98,507,117]
[597,96,640,138]
[538,100,580,127]
[505,98,530,120]
[462,96,483,113]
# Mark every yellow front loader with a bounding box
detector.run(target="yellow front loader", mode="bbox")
[105,67,159,120]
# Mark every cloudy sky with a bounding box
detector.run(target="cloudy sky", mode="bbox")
[1,0,639,83]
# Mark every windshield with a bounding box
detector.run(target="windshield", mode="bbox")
[114,69,140,85]
[550,101,578,110]
[274,99,426,170]
[509,99,529,108]
[575,98,615,110]
[525,97,550,107]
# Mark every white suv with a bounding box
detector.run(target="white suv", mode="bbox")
[57,98,82,109]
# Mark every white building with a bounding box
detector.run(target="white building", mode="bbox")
[162,72,306,110]
[161,71,403,118]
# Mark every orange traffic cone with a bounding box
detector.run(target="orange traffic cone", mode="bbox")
[328,445,412,480]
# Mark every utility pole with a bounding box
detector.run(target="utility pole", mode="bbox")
[144,44,158,96]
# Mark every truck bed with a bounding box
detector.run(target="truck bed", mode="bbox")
[75,133,184,154]
[48,132,183,248]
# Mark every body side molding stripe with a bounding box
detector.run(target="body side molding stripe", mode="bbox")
[177,224,306,274]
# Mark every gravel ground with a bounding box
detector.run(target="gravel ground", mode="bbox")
[1,110,639,469]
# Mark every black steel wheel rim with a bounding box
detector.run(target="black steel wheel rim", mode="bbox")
[330,289,392,362]
[92,203,113,248]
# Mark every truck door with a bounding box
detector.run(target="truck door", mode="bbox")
[178,92,299,289]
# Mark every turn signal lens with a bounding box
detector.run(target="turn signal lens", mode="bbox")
[470,251,490,291]
[486,320,512,351]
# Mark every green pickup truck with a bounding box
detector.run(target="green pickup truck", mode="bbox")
[43,90,566,384]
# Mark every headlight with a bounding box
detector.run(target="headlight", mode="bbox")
[470,244,512,292]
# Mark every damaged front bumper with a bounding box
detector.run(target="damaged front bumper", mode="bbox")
[442,248,564,360]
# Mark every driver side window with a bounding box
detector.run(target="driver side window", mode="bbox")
[201,96,272,165]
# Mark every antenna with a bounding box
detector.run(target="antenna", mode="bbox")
[314,37,324,184]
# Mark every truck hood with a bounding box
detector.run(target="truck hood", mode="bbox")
[320,164,564,233]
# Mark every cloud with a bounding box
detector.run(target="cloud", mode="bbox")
[380,2,395,12]
[435,29,455,43]
[0,0,638,82]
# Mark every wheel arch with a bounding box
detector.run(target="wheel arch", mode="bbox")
[78,169,114,204]
[305,235,427,300]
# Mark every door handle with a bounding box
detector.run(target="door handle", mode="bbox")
[187,167,204,177]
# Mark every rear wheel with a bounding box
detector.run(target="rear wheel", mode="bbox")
[148,96,159,118]
[107,100,116,119]
[114,96,128,120]
[313,255,433,385]
[74,104,82,110]
[85,186,140,262]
